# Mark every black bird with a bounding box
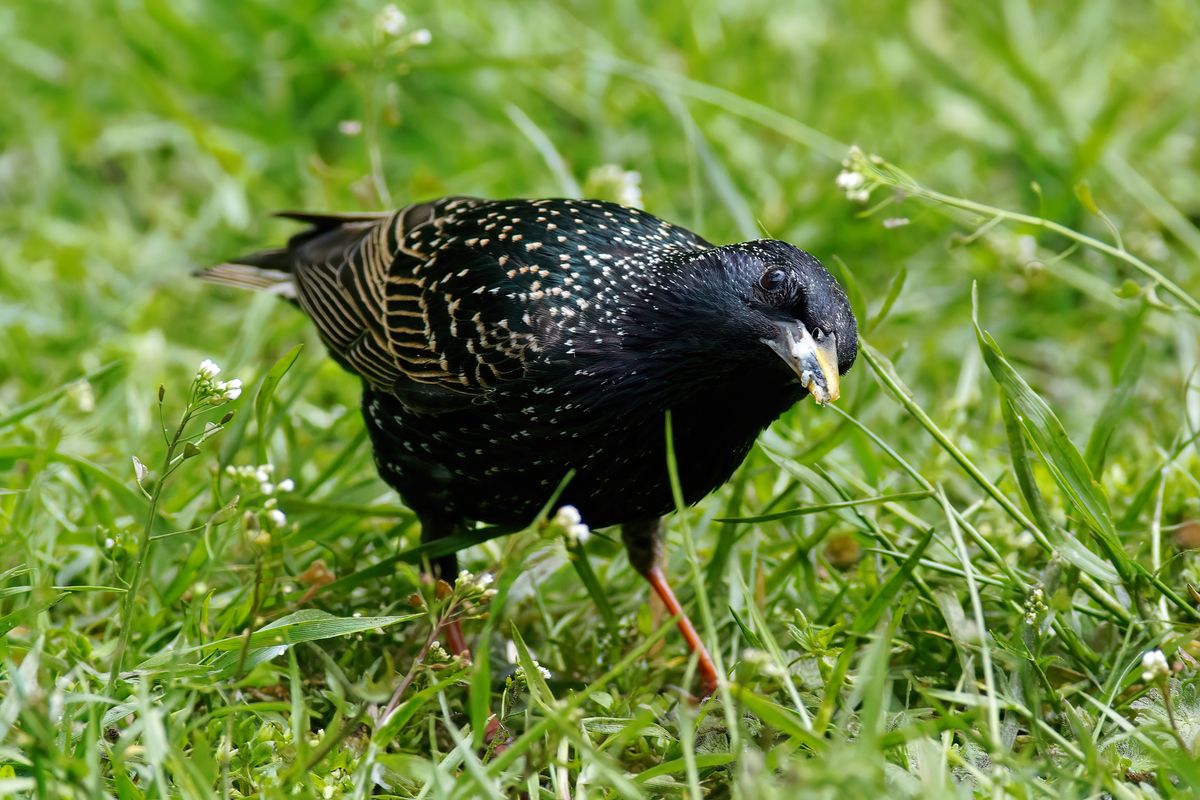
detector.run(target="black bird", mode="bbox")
[202,197,857,695]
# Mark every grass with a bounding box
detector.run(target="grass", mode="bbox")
[3,0,1200,796]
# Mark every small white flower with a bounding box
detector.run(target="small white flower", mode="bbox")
[513,660,552,682]
[837,146,875,204]
[454,570,494,593]
[835,170,864,191]
[618,180,643,209]
[742,647,785,679]
[219,378,243,401]
[585,165,643,209]
[267,509,287,528]
[260,482,275,495]
[552,505,590,545]
[1141,649,1170,683]
[338,119,363,136]
[566,522,590,546]
[255,465,273,483]
[198,359,221,380]
[553,505,582,528]
[132,456,149,486]
[68,380,96,413]
[278,478,295,492]
[375,4,406,36]
[409,28,432,46]
[1023,585,1048,626]
[104,537,115,549]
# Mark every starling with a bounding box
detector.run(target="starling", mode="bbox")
[202,197,857,695]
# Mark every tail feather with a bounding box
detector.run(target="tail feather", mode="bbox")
[274,210,390,229]
[195,248,296,298]
[199,211,390,297]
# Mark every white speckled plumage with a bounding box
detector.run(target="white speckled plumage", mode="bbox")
[203,195,856,547]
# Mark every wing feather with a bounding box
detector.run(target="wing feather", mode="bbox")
[206,197,712,415]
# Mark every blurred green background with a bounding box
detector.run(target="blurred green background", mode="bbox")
[3,0,1199,432]
[3,0,1200,796]
[3,0,1198,394]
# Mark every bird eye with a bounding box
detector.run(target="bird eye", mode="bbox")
[758,268,787,293]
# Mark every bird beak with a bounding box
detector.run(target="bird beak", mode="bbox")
[764,322,841,404]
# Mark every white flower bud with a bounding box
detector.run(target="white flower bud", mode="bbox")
[1141,649,1170,683]
[835,170,864,191]
[220,378,243,401]
[566,522,590,546]
[375,4,406,36]
[553,505,582,527]
[198,359,221,380]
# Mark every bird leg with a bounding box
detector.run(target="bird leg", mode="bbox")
[441,610,469,659]
[420,515,470,658]
[622,518,720,697]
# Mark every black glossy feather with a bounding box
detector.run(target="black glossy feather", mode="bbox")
[203,197,857,532]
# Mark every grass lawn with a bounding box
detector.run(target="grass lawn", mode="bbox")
[3,1,1200,796]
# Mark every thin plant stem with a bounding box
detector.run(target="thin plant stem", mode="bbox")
[107,401,193,691]
[854,154,1200,317]
[1161,679,1191,754]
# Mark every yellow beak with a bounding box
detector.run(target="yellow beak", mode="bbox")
[764,323,841,405]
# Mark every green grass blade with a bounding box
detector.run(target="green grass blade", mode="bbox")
[972,299,1123,570]
[0,360,122,431]
[1084,344,1144,477]
[253,343,303,463]
[715,490,931,524]
[567,539,619,633]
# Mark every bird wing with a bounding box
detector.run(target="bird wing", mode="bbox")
[280,198,487,411]
[385,198,713,389]
[208,197,713,412]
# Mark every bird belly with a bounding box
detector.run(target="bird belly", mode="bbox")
[361,380,797,529]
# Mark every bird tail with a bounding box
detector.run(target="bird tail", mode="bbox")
[195,211,393,298]
[195,248,297,298]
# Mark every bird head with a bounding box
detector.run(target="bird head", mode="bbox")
[647,239,858,404]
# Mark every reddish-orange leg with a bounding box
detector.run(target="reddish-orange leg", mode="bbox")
[422,514,473,659]
[442,617,469,658]
[644,565,720,697]
[624,518,721,698]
